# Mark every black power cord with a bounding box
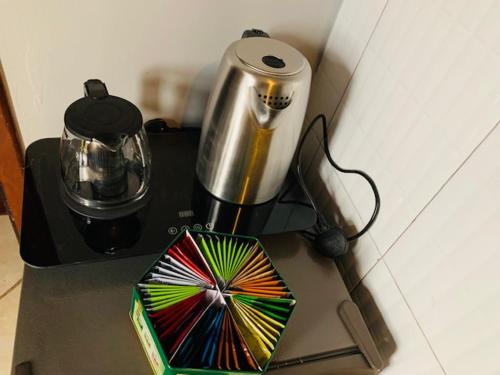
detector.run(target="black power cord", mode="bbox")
[296,113,380,257]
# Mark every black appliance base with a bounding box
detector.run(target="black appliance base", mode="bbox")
[20,129,316,267]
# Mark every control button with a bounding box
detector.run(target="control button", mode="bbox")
[262,55,285,68]
[193,224,203,231]
[168,227,178,235]
[181,225,190,232]
[205,223,214,230]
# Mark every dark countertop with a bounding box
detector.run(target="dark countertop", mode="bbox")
[12,233,368,374]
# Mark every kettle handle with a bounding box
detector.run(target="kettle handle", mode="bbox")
[241,28,269,39]
[84,79,109,99]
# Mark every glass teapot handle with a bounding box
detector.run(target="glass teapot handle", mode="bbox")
[83,79,126,151]
[84,79,109,99]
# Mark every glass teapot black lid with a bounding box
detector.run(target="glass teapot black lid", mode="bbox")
[64,79,142,141]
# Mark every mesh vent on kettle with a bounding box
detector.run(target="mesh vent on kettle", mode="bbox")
[258,93,291,110]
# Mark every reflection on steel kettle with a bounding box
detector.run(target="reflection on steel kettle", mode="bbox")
[192,178,275,236]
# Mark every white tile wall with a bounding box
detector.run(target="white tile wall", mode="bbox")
[302,0,388,287]
[352,262,444,375]
[320,0,388,97]
[324,0,500,255]
[303,0,500,373]
[384,123,500,375]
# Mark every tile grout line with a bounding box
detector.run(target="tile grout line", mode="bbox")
[346,256,382,293]
[0,278,22,300]
[381,257,447,374]
[378,117,500,260]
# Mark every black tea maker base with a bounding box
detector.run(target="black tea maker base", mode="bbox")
[20,129,316,268]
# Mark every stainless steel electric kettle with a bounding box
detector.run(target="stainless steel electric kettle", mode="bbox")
[196,30,312,205]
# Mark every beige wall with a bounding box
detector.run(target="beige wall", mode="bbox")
[0,0,342,147]
[303,0,500,374]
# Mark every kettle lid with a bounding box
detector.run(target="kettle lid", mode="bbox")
[64,79,142,141]
[235,37,306,76]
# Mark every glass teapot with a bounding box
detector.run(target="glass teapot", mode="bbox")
[60,79,151,219]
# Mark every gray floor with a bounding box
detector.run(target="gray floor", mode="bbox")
[0,215,22,374]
